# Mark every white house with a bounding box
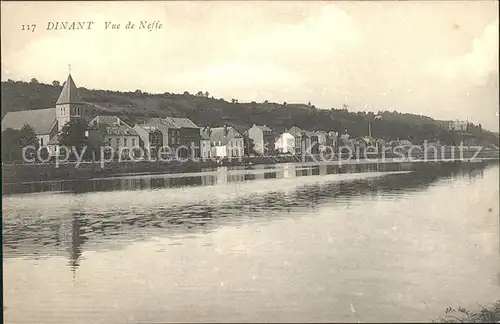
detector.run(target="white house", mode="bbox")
[449,119,467,132]
[201,125,244,158]
[200,128,212,160]
[275,132,295,153]
[89,115,140,158]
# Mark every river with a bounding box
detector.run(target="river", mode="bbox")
[2,162,499,323]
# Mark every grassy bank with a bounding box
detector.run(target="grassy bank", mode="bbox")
[435,301,500,323]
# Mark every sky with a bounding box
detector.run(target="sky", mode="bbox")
[1,1,499,132]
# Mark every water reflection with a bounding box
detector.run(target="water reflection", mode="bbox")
[2,160,489,196]
[3,162,492,270]
[3,162,499,324]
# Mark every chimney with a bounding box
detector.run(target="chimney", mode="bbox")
[224,124,228,136]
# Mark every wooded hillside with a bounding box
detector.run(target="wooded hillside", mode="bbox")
[2,79,498,146]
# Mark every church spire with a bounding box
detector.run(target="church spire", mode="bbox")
[56,73,83,105]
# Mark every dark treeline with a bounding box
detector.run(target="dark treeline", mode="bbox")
[2,79,498,146]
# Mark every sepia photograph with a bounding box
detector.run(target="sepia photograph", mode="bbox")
[1,1,499,323]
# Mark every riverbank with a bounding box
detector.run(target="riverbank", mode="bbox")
[435,301,500,323]
[2,149,498,184]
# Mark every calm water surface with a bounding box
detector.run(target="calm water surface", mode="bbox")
[3,163,500,323]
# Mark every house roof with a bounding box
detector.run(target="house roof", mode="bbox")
[91,115,120,126]
[56,74,83,105]
[251,124,272,132]
[1,108,56,134]
[286,126,303,137]
[90,115,138,136]
[200,128,211,140]
[140,117,177,134]
[204,126,242,146]
[103,124,138,136]
[48,135,60,145]
[164,117,199,129]
[135,124,162,134]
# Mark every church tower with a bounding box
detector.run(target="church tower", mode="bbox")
[56,73,86,132]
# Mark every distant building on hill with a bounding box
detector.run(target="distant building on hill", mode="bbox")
[449,119,467,132]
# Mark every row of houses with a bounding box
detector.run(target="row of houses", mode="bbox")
[2,73,384,161]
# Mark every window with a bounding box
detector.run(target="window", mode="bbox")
[132,138,136,146]
[124,138,128,146]
[107,138,111,146]
[116,138,120,146]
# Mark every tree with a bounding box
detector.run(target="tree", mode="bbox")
[52,80,60,86]
[19,124,39,150]
[204,91,209,98]
[196,91,204,97]
[308,101,312,107]
[134,89,142,95]
[30,78,39,84]
[283,102,287,106]
[2,128,22,162]
[59,119,91,160]
[183,91,190,96]
[231,99,238,104]
[243,136,255,156]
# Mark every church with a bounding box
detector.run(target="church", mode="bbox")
[2,73,94,154]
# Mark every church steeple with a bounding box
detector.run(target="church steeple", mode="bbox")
[55,72,85,132]
[56,74,83,105]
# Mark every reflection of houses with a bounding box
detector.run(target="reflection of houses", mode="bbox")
[282,163,296,178]
[216,166,228,184]
[246,124,274,155]
[253,165,266,180]
[1,73,92,155]
[201,125,244,158]
[89,116,140,158]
